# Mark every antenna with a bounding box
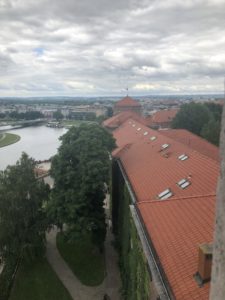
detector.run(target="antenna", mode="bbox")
[126,87,129,96]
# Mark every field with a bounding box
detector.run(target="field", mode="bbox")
[57,233,105,286]
[0,133,20,148]
[9,258,72,300]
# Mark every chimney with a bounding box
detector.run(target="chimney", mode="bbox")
[195,243,213,285]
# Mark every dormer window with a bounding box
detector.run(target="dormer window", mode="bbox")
[150,136,156,141]
[158,188,173,200]
[178,154,189,161]
[177,178,191,189]
[161,143,169,150]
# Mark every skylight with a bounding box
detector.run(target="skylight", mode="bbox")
[178,154,189,161]
[150,136,156,141]
[161,143,169,150]
[158,188,173,200]
[132,124,136,127]
[143,131,148,136]
[137,127,141,131]
[177,178,191,189]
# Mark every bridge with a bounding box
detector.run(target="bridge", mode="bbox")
[0,119,46,131]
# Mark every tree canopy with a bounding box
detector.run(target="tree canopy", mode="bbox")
[53,110,63,121]
[172,102,222,145]
[48,124,115,249]
[0,153,49,262]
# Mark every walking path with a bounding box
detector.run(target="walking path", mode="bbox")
[46,228,105,300]
[104,228,122,300]
[46,191,121,300]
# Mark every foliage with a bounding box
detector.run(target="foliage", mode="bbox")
[172,102,211,135]
[57,232,105,286]
[106,107,113,117]
[201,118,221,146]
[48,124,116,249]
[172,102,222,145]
[53,110,63,121]
[9,258,72,300]
[0,153,49,262]
[9,111,44,120]
[112,162,150,300]
[0,112,6,119]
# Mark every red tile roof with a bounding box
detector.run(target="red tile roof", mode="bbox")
[103,111,146,129]
[138,195,215,300]
[111,118,219,300]
[113,119,219,202]
[160,129,219,162]
[150,109,178,124]
[114,96,141,107]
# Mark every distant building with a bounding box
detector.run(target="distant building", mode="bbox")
[113,96,142,115]
[147,109,178,129]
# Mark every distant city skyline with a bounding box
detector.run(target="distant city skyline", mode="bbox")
[0,0,225,97]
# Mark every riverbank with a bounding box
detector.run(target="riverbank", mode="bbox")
[0,133,21,148]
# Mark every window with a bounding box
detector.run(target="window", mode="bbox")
[161,143,169,150]
[177,178,191,189]
[150,136,156,141]
[144,131,148,136]
[158,188,173,200]
[178,154,189,161]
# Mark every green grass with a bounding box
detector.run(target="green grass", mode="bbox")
[57,233,105,286]
[0,133,20,148]
[9,258,72,300]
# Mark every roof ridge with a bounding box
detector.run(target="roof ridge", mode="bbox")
[138,193,216,205]
[122,118,219,164]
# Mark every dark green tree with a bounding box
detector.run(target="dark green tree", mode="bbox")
[53,110,63,121]
[172,102,211,135]
[48,124,115,249]
[201,118,221,146]
[0,153,49,262]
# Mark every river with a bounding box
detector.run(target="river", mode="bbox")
[0,125,68,170]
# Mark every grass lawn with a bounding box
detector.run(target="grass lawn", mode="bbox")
[9,258,72,300]
[0,133,20,148]
[57,233,105,286]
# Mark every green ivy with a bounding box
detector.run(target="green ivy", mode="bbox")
[112,162,150,300]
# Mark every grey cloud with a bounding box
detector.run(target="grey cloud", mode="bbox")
[0,0,224,96]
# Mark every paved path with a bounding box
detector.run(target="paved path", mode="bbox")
[105,228,122,300]
[46,192,121,300]
[46,228,105,300]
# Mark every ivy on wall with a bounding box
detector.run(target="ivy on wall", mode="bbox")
[112,161,150,300]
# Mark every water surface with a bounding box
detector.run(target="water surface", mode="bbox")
[0,126,67,170]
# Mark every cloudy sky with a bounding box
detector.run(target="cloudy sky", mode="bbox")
[0,0,225,97]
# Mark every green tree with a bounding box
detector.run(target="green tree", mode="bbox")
[0,153,49,262]
[172,102,211,135]
[48,124,115,249]
[201,118,221,146]
[53,110,63,121]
